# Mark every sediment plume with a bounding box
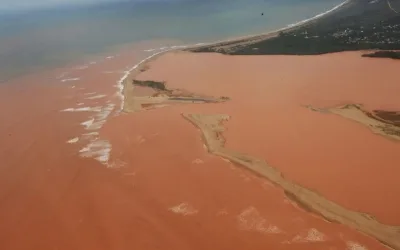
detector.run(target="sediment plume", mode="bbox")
[182,113,400,250]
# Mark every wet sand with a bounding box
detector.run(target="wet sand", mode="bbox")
[129,50,400,249]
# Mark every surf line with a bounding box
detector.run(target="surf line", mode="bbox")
[387,0,399,13]
[115,45,189,113]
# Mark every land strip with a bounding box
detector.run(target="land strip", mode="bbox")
[182,113,400,250]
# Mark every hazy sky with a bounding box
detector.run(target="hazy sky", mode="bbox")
[0,0,131,11]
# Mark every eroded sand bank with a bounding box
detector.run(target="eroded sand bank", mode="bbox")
[125,50,400,249]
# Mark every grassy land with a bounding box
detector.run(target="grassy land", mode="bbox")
[190,0,400,55]
[132,80,166,91]
[362,51,400,59]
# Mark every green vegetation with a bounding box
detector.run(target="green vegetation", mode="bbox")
[133,80,166,90]
[191,0,400,55]
[220,96,230,100]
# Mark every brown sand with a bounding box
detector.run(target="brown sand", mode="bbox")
[128,50,400,249]
[125,79,228,112]
[306,104,400,141]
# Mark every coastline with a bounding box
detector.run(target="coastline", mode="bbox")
[119,0,400,248]
[122,0,351,111]
[183,0,351,53]
[127,49,400,250]
[2,0,399,249]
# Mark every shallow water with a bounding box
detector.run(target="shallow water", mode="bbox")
[0,0,342,81]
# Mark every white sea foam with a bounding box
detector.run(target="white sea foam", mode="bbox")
[77,102,84,106]
[304,228,325,242]
[189,0,349,48]
[61,78,80,82]
[79,140,112,164]
[115,45,188,112]
[80,132,100,142]
[237,206,282,234]
[65,1,350,170]
[171,45,190,49]
[106,56,115,59]
[79,103,115,130]
[287,0,350,28]
[347,241,368,250]
[103,70,122,74]
[67,103,115,166]
[57,72,68,79]
[89,103,115,130]
[76,65,89,70]
[169,203,198,216]
[81,118,95,129]
[86,94,107,100]
[83,132,99,136]
[61,107,102,112]
[67,137,79,144]
[291,228,326,243]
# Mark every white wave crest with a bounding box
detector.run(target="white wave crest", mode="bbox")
[115,44,189,112]
[61,78,80,82]
[79,140,112,164]
[67,137,79,144]
[61,107,102,112]
[287,0,350,28]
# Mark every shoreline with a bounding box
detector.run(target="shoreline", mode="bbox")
[182,112,400,250]
[1,0,399,249]
[127,50,400,250]
[183,0,351,52]
[122,0,351,111]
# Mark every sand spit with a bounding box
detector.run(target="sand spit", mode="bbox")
[130,51,400,226]
[124,78,229,112]
[86,94,107,100]
[306,104,400,141]
[182,113,400,249]
[117,46,189,113]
